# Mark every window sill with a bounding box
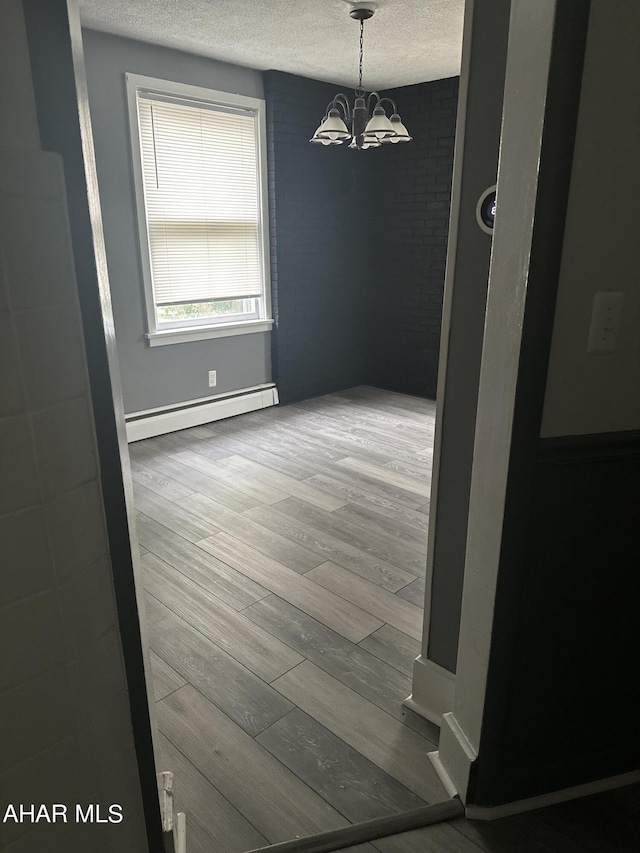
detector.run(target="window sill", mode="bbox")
[146,318,274,347]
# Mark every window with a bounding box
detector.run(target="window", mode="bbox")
[126,75,272,345]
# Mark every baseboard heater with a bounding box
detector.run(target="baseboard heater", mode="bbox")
[245,799,464,853]
[125,383,279,443]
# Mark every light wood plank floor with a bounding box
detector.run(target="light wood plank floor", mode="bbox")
[132,386,640,852]
[133,386,443,849]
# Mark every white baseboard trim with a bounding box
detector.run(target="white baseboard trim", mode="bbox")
[466,769,640,821]
[436,711,640,819]
[428,751,459,799]
[158,771,173,833]
[125,385,278,442]
[404,656,455,727]
[437,711,478,804]
[174,812,186,853]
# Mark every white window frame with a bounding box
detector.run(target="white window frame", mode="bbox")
[125,73,273,347]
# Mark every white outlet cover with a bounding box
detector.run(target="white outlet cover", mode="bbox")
[208,370,217,387]
[587,291,624,354]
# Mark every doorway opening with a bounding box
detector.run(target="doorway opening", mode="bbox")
[78,0,482,847]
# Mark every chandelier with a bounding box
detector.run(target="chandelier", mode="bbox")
[310,4,412,150]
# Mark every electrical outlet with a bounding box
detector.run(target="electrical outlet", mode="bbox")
[208,370,217,387]
[587,292,624,353]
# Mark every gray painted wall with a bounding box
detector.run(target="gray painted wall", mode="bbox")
[424,0,639,680]
[1,4,147,848]
[423,0,512,673]
[466,0,640,805]
[541,0,640,436]
[83,29,271,414]
[0,0,40,151]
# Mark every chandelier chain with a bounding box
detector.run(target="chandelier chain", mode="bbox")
[358,18,364,91]
[309,6,412,150]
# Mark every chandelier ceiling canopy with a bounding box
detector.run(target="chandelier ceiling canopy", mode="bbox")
[310,4,413,151]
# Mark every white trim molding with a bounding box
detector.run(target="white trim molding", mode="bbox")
[428,752,459,799]
[436,711,478,805]
[146,318,273,347]
[174,812,186,853]
[125,384,278,442]
[404,656,455,727]
[466,770,640,821]
[432,714,640,820]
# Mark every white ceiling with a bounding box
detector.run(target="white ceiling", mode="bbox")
[79,0,465,90]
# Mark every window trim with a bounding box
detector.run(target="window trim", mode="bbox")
[125,73,272,345]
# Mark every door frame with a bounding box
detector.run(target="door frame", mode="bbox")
[21,1,164,848]
[20,0,599,840]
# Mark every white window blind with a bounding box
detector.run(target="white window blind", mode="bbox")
[137,95,262,306]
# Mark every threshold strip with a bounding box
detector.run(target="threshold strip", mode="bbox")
[244,798,464,853]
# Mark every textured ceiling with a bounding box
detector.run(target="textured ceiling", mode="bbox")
[79,0,465,89]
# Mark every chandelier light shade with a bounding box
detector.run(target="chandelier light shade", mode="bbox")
[385,114,412,143]
[310,5,412,151]
[316,109,351,140]
[364,105,395,138]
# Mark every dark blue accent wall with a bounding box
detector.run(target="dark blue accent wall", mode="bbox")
[264,70,458,404]
[474,433,640,805]
[371,78,459,399]
[265,72,373,404]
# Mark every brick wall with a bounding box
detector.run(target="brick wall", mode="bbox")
[265,71,458,403]
[370,77,459,398]
[265,71,374,404]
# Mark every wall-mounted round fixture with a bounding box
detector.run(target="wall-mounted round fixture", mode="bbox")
[476,185,497,234]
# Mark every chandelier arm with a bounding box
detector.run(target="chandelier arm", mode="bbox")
[366,92,382,113]
[378,97,399,114]
[331,93,352,122]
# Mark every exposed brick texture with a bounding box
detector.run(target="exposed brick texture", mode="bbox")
[264,71,458,403]
[370,78,459,398]
[264,71,374,404]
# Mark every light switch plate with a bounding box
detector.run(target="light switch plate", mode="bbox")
[587,291,624,353]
